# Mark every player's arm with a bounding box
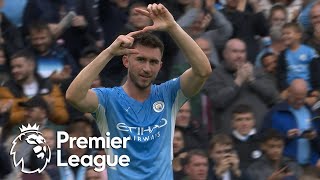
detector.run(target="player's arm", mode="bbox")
[136,4,212,98]
[66,31,142,112]
[170,22,212,98]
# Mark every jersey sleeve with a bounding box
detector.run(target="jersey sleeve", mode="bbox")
[159,77,188,109]
[310,47,318,59]
[91,87,111,111]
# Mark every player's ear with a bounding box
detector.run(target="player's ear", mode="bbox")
[123,55,129,68]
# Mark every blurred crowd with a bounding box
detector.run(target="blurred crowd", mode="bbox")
[0,0,320,179]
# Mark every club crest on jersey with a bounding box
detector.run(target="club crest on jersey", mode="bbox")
[299,54,307,61]
[153,101,165,113]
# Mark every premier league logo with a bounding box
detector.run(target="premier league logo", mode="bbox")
[10,124,51,173]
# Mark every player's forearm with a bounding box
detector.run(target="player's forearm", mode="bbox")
[167,23,212,77]
[66,49,113,101]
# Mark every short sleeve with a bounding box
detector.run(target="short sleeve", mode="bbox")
[91,87,111,110]
[158,77,188,108]
[310,47,318,59]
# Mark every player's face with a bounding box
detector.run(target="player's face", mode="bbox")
[232,112,255,136]
[125,45,162,90]
[185,155,208,180]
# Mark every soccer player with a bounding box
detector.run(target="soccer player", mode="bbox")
[66,3,212,180]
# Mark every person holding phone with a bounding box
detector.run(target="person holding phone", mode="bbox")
[245,129,302,180]
[263,79,320,170]
[208,133,242,180]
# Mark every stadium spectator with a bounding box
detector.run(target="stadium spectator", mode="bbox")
[263,79,320,170]
[1,0,27,29]
[0,50,69,125]
[231,104,262,170]
[59,0,104,60]
[59,124,92,180]
[304,1,320,54]
[268,3,288,27]
[0,46,10,84]
[255,25,285,67]
[170,7,232,77]
[221,0,269,62]
[277,22,318,96]
[85,166,107,180]
[172,127,188,180]
[28,22,78,83]
[0,0,24,56]
[208,133,242,179]
[175,101,208,149]
[98,0,130,48]
[261,52,278,76]
[245,129,302,180]
[297,0,318,30]
[0,104,12,179]
[204,38,279,132]
[183,149,209,180]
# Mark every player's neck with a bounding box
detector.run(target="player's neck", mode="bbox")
[122,81,151,102]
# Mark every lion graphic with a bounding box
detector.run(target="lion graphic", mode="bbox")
[10,124,51,173]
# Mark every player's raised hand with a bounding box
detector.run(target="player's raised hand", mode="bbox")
[135,3,176,32]
[107,30,143,56]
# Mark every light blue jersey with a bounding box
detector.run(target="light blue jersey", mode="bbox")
[285,44,318,90]
[92,77,188,180]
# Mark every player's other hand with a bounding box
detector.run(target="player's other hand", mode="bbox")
[135,3,176,32]
[107,30,143,56]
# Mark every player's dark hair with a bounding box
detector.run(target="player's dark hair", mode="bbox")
[132,33,164,55]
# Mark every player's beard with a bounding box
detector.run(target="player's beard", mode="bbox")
[128,70,156,90]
